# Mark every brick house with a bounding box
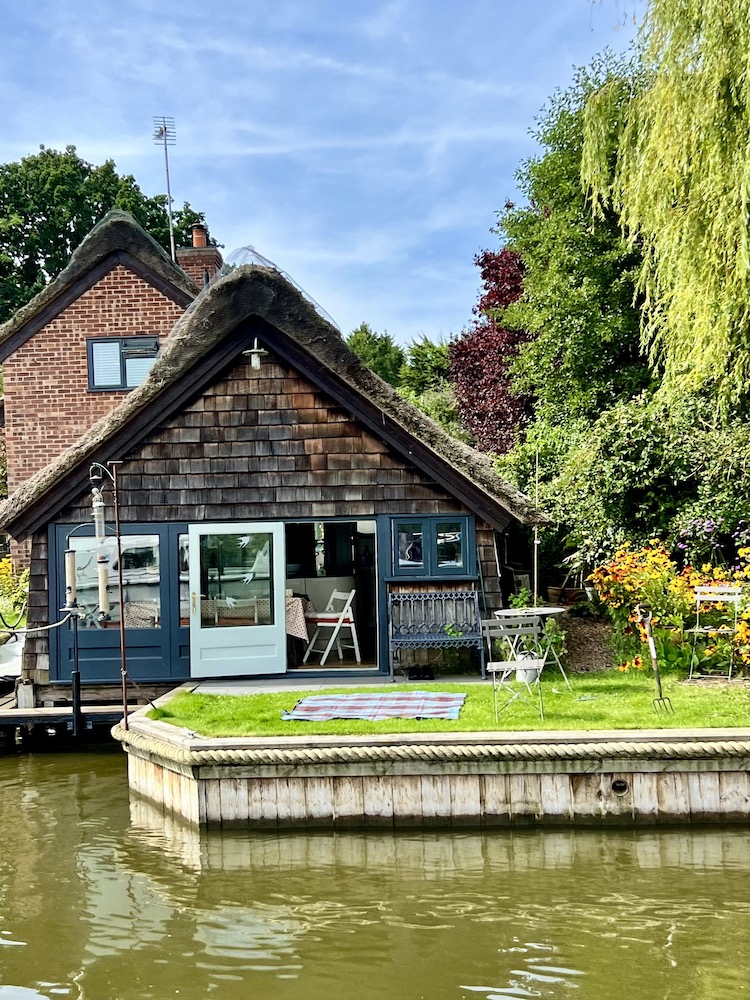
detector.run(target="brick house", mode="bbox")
[0,214,541,703]
[0,212,221,494]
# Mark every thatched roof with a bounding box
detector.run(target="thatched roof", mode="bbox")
[0,263,545,536]
[0,211,198,360]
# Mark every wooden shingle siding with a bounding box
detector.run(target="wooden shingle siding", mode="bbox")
[24,531,50,684]
[56,354,472,527]
[27,353,504,685]
[477,524,503,607]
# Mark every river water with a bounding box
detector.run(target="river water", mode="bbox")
[1,747,749,1000]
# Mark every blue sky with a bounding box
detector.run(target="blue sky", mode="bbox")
[3,1,637,344]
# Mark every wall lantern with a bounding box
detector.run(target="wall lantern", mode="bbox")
[243,338,268,370]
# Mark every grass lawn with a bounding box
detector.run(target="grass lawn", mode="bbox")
[147,670,750,738]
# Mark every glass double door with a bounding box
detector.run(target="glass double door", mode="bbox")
[188,522,287,677]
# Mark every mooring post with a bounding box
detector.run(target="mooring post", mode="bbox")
[71,612,82,739]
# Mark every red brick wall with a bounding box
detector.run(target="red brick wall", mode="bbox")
[3,264,186,492]
[175,247,223,287]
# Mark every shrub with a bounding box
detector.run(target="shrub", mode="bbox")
[0,557,29,612]
[591,541,750,673]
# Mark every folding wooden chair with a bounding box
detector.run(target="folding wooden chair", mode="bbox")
[303,589,361,666]
[482,619,545,720]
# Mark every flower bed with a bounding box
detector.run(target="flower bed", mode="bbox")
[590,541,750,673]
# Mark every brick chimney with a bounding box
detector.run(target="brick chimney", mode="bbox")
[176,222,223,287]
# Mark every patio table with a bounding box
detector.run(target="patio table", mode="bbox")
[493,605,566,619]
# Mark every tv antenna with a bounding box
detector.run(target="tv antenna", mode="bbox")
[153,116,176,260]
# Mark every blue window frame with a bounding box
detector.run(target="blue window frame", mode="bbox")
[391,516,474,579]
[87,336,159,391]
[49,521,188,683]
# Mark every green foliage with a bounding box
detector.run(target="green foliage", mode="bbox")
[397,383,471,443]
[488,46,750,573]
[347,325,468,440]
[500,55,650,426]
[345,322,405,386]
[509,585,536,608]
[398,336,451,394]
[498,391,750,567]
[582,0,750,405]
[0,145,209,322]
[0,556,29,611]
[397,336,470,440]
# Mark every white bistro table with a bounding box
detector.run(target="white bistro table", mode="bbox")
[493,605,567,619]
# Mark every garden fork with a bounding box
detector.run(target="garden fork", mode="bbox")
[636,605,674,714]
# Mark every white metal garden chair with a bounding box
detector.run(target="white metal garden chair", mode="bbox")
[481,618,545,720]
[686,584,744,680]
[493,611,571,688]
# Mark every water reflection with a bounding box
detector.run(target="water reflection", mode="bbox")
[1,750,750,999]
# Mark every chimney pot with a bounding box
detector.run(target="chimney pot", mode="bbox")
[191,222,208,248]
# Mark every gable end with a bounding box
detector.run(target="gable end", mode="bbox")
[0,250,195,364]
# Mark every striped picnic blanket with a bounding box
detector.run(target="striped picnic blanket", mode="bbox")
[281,691,466,722]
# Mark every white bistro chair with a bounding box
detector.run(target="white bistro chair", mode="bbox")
[686,584,744,679]
[303,589,361,666]
[482,618,545,720]
[493,609,571,689]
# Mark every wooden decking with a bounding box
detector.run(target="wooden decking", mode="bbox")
[0,702,130,728]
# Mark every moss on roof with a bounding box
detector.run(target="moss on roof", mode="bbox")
[0,210,198,353]
[0,263,545,533]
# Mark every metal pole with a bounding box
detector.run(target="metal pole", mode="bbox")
[111,463,129,730]
[532,449,540,603]
[71,613,82,739]
[64,540,82,739]
[162,136,176,262]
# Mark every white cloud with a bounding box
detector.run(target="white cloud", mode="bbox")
[0,0,636,343]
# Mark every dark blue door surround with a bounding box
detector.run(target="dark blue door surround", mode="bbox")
[49,515,477,684]
[49,522,189,684]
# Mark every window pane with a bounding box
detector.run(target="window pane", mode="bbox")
[437,521,463,568]
[396,523,424,569]
[199,532,275,628]
[125,355,157,387]
[179,534,190,624]
[91,341,122,387]
[69,534,160,628]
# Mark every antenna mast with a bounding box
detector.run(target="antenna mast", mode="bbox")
[153,116,176,261]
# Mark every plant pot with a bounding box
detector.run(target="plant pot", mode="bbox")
[548,585,585,605]
[515,659,544,683]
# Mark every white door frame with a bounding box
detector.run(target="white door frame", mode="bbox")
[188,522,286,677]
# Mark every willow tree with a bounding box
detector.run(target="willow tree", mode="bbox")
[582,0,750,404]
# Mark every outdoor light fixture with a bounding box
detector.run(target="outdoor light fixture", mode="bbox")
[243,338,268,369]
